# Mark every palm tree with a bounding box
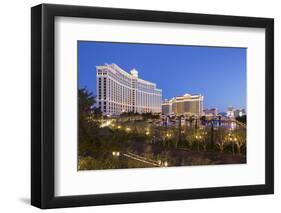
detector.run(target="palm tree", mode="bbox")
[177,115,183,147]
[210,119,215,149]
[189,116,194,128]
[215,127,227,153]
[218,115,222,126]
[233,128,246,154]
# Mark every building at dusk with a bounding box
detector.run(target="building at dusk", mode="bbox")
[226,106,235,117]
[203,108,218,117]
[234,108,246,117]
[161,93,204,116]
[226,106,246,118]
[96,63,162,115]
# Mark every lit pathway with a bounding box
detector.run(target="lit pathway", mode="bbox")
[122,152,161,167]
[234,120,247,128]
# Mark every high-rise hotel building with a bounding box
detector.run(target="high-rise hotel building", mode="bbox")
[162,93,203,116]
[96,63,162,115]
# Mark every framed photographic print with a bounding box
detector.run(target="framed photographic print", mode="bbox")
[31,4,274,209]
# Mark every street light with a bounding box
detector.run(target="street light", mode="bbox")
[229,136,235,155]
[158,160,162,166]
[195,135,202,151]
[112,151,120,157]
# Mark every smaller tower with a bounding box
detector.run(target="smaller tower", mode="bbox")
[130,69,138,78]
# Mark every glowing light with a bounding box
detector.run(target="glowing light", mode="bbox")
[230,122,235,130]
[166,133,171,138]
[126,127,131,132]
[117,126,121,129]
[112,151,120,157]
[100,120,112,128]
[164,161,168,167]
[145,131,150,135]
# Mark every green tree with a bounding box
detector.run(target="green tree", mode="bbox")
[215,127,228,153]
[233,128,246,154]
[78,87,101,157]
[236,115,247,124]
[185,128,197,149]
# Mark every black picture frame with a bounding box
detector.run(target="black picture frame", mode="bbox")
[31,3,274,209]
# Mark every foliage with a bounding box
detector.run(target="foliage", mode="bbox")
[185,128,198,147]
[78,155,150,170]
[78,87,102,156]
[215,127,228,152]
[78,89,247,170]
[141,112,160,120]
[236,115,247,124]
[233,128,246,154]
[120,111,140,117]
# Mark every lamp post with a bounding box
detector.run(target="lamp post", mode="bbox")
[228,134,235,155]
[203,131,207,151]
[229,137,233,154]
[234,137,238,154]
[177,115,184,148]
[195,135,202,151]
[210,119,214,149]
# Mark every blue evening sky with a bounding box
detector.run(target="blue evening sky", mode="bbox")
[78,41,246,112]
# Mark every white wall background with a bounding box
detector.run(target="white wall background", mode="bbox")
[0,0,279,212]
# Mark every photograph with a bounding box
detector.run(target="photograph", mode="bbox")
[29,3,274,209]
[77,41,247,170]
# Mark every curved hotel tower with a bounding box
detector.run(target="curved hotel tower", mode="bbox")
[96,64,162,115]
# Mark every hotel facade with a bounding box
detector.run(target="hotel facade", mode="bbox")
[96,64,162,115]
[162,93,204,116]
